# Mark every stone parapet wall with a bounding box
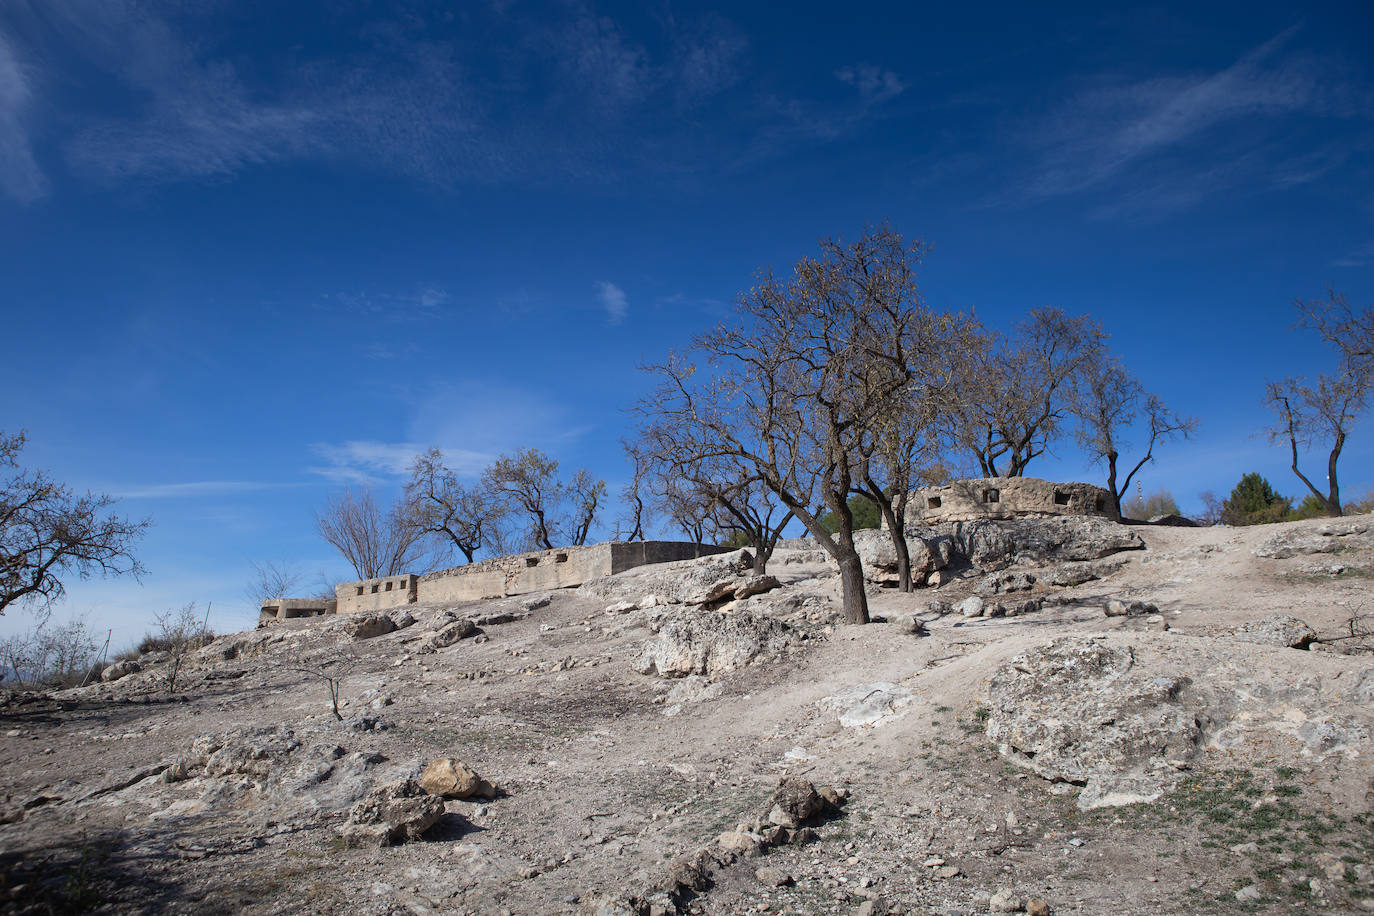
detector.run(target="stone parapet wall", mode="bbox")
[258,597,337,626]
[900,477,1112,527]
[418,540,731,604]
[335,574,419,614]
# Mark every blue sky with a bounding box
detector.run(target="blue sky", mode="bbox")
[2,0,1371,644]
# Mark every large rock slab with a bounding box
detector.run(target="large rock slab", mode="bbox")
[584,549,757,606]
[635,609,797,679]
[984,635,1374,810]
[986,638,1202,808]
[341,778,446,847]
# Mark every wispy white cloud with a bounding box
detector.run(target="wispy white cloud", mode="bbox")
[316,285,451,321]
[1331,241,1374,269]
[596,280,628,324]
[834,64,906,105]
[112,480,292,499]
[1017,26,1371,211]
[0,29,45,203]
[308,440,492,485]
[0,2,899,203]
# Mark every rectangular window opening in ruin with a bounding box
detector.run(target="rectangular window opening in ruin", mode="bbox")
[371,584,379,594]
[983,489,1000,504]
[398,578,407,587]
[385,581,393,591]
[526,557,539,567]
[927,496,942,509]
[555,554,568,563]
[355,586,364,596]
[1054,491,1071,506]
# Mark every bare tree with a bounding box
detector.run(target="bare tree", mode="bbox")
[401,448,501,564]
[245,561,304,607]
[1073,354,1196,520]
[854,313,975,590]
[152,602,210,694]
[639,226,933,624]
[316,488,425,580]
[1265,292,1372,517]
[482,449,561,551]
[653,473,716,547]
[0,614,101,688]
[1296,289,1373,376]
[1,430,149,617]
[566,469,607,546]
[616,439,651,541]
[946,309,1105,477]
[638,435,796,574]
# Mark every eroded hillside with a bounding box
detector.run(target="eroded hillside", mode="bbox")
[2,515,1373,916]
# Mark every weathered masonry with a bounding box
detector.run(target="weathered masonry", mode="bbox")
[259,540,727,625]
[902,477,1112,526]
[257,597,337,626]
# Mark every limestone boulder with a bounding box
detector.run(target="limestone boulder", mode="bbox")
[1232,615,1317,650]
[344,613,396,641]
[760,777,829,828]
[985,637,1201,809]
[427,618,477,649]
[946,517,1144,571]
[341,778,446,847]
[101,660,141,683]
[583,549,756,605]
[1253,521,1371,559]
[418,757,497,799]
[635,609,797,679]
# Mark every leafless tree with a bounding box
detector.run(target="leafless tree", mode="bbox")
[315,487,425,580]
[1,430,149,617]
[152,602,210,694]
[1265,292,1372,517]
[245,560,304,608]
[946,309,1105,477]
[289,651,358,721]
[401,448,501,564]
[1296,289,1373,376]
[639,225,933,624]
[566,469,607,547]
[0,614,101,688]
[482,449,561,551]
[1073,354,1196,520]
[638,434,797,574]
[653,474,716,547]
[616,439,651,541]
[854,312,975,590]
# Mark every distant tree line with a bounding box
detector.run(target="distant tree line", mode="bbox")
[314,448,607,582]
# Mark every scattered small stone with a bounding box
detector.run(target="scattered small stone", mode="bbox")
[989,888,1023,913]
[936,866,962,879]
[1026,900,1050,916]
[1234,885,1263,903]
[755,866,792,887]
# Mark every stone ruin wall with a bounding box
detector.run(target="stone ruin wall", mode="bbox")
[259,540,729,623]
[336,574,419,614]
[418,540,731,604]
[901,477,1112,528]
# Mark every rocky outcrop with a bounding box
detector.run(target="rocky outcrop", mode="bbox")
[1232,615,1317,650]
[584,549,757,606]
[419,758,497,799]
[341,778,446,847]
[1254,520,1372,558]
[635,609,797,679]
[985,638,1200,809]
[985,634,1374,810]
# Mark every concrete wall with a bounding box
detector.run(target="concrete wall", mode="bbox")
[258,597,337,626]
[901,477,1112,527]
[335,574,418,614]
[418,540,730,604]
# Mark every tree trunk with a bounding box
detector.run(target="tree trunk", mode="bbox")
[873,496,913,592]
[837,552,870,624]
[1105,451,1122,521]
[1327,433,1344,517]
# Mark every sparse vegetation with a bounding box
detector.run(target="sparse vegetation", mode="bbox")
[0,430,149,617]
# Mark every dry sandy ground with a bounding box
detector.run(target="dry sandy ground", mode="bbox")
[1,514,1372,916]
